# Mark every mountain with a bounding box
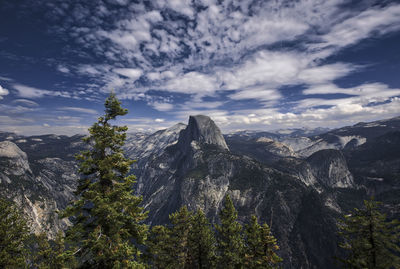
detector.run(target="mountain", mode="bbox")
[0,140,77,238]
[1,116,400,268]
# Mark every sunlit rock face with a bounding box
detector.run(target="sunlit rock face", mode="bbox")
[307,149,354,188]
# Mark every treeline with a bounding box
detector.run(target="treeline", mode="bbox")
[146,197,281,269]
[0,195,281,269]
[1,94,399,269]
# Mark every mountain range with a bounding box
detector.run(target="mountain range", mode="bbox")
[1,116,399,268]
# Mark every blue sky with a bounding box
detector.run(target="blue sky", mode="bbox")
[0,0,400,135]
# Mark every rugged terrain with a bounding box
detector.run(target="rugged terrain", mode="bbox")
[1,116,399,268]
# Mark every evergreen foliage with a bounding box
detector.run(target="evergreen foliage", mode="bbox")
[168,206,193,268]
[337,198,400,268]
[61,93,148,268]
[215,195,245,269]
[244,215,282,268]
[0,198,29,268]
[187,209,217,269]
[146,225,174,268]
[33,232,75,269]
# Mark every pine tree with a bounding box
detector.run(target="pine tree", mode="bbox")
[146,206,193,268]
[215,195,245,269]
[337,198,400,268]
[187,209,217,269]
[33,232,75,269]
[146,225,174,268]
[61,93,148,268]
[169,206,193,268]
[244,215,282,268]
[0,198,29,268]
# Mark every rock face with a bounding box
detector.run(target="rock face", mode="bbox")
[0,141,77,238]
[177,115,229,152]
[0,141,31,177]
[307,149,354,188]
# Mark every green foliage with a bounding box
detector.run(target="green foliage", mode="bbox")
[215,195,245,269]
[146,206,193,268]
[337,198,400,268]
[33,232,76,269]
[187,209,217,269]
[244,215,282,268]
[169,206,193,268]
[146,225,175,268]
[0,198,29,268]
[61,93,148,268]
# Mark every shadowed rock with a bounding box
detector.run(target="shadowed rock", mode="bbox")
[177,115,229,152]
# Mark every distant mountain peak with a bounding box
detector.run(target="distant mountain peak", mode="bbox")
[177,115,229,152]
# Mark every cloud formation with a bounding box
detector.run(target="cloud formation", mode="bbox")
[0,85,9,100]
[1,0,400,133]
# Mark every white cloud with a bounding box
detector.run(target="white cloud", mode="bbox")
[150,102,174,111]
[165,72,219,95]
[113,68,143,80]
[57,65,70,73]
[0,115,35,125]
[158,0,195,18]
[219,50,308,90]
[147,71,175,80]
[11,99,39,107]
[59,107,98,114]
[155,118,165,122]
[0,76,13,82]
[12,84,54,98]
[298,63,356,85]
[0,103,38,114]
[0,85,9,99]
[229,86,281,102]
[300,83,400,108]
[316,4,400,50]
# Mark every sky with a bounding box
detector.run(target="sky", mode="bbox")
[0,0,400,135]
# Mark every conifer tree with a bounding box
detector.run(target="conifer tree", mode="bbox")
[147,206,193,268]
[244,215,282,268]
[169,206,193,268]
[187,209,217,269]
[337,198,400,268]
[61,93,148,268]
[215,195,245,269]
[33,232,75,269]
[146,225,174,268]
[0,198,29,268]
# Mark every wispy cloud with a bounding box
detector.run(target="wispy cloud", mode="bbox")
[11,99,39,107]
[315,4,400,51]
[59,106,98,114]
[12,83,70,99]
[0,84,9,99]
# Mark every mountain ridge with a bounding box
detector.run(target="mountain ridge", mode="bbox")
[0,115,399,268]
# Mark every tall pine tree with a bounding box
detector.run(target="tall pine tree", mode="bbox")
[146,225,174,268]
[0,198,29,268]
[244,215,282,268]
[215,195,245,269]
[169,206,193,268]
[187,209,217,269]
[337,198,400,268]
[61,93,148,268]
[147,206,193,268]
